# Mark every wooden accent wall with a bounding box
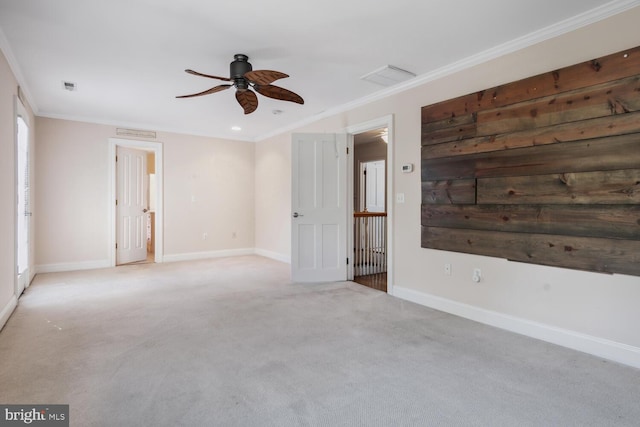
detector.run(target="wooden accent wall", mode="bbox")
[421,46,640,276]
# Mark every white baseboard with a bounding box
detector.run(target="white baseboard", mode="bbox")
[33,248,284,273]
[393,286,640,370]
[36,259,111,274]
[0,295,17,332]
[254,248,291,264]
[163,248,255,263]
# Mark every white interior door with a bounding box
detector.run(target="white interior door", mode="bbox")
[116,146,148,265]
[291,133,347,282]
[364,160,385,213]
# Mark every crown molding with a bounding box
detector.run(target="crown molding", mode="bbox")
[37,111,255,143]
[3,1,638,142]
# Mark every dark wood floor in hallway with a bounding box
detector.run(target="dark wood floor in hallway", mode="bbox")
[353,273,387,292]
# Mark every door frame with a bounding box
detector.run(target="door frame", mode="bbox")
[108,138,163,266]
[14,95,33,296]
[346,115,394,295]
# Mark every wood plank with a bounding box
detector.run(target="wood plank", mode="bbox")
[420,46,640,278]
[421,226,640,276]
[422,113,477,134]
[422,111,640,157]
[421,122,478,146]
[475,75,640,136]
[421,92,486,127]
[477,170,640,205]
[421,46,640,124]
[421,133,640,180]
[421,204,640,240]
[422,179,476,204]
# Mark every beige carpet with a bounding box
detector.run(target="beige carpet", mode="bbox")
[1,255,639,426]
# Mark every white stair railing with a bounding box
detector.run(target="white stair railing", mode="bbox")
[354,212,387,276]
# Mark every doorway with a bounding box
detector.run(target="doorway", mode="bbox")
[15,97,31,296]
[347,116,393,294]
[353,128,388,291]
[108,138,163,266]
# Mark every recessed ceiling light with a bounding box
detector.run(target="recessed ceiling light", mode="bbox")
[231,126,242,131]
[62,81,77,91]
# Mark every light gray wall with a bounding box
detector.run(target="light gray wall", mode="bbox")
[35,117,255,270]
[0,48,16,329]
[0,49,35,330]
[254,8,640,366]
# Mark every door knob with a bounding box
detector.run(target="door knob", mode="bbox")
[293,212,303,218]
[143,208,149,213]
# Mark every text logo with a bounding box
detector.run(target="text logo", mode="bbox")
[0,405,68,426]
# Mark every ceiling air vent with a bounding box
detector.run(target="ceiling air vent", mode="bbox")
[62,81,77,91]
[116,128,157,139]
[361,65,416,87]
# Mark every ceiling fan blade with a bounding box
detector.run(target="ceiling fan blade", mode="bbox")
[185,69,232,81]
[254,84,304,104]
[244,70,289,85]
[236,89,258,114]
[176,84,232,98]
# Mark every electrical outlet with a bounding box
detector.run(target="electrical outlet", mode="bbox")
[232,232,237,239]
[444,263,451,276]
[472,268,482,283]
[202,233,207,240]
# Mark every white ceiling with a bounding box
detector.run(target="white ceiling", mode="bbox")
[0,0,635,141]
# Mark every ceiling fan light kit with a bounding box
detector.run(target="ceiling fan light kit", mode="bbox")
[177,54,304,114]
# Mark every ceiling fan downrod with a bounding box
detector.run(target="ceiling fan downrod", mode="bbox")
[231,54,251,90]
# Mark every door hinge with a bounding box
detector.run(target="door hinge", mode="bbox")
[115,243,118,249]
[115,199,118,206]
[115,155,118,162]
[346,147,349,154]
[346,257,349,265]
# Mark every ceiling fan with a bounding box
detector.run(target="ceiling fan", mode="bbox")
[176,54,304,114]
